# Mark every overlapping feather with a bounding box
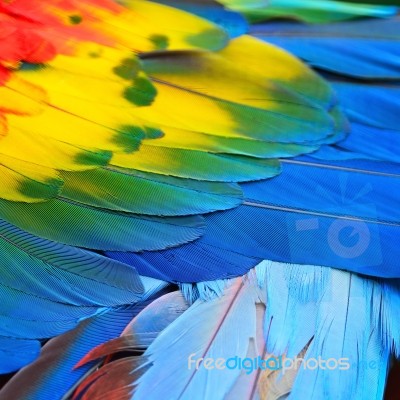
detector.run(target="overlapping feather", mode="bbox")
[0,0,340,253]
[219,0,398,23]
[0,277,169,399]
[41,262,400,400]
[251,16,400,79]
[0,0,399,398]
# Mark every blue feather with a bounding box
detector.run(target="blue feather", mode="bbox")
[109,156,400,281]
[0,338,40,374]
[0,220,144,372]
[313,75,400,163]
[79,263,400,399]
[332,82,400,130]
[0,277,167,400]
[106,242,255,283]
[337,123,400,163]
[264,261,398,400]
[250,17,400,79]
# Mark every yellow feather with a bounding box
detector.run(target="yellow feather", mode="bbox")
[0,154,62,202]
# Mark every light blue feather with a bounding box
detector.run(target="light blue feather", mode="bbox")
[134,272,265,400]
[264,261,398,400]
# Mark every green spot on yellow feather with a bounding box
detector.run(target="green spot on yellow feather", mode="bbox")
[113,58,141,80]
[186,28,228,52]
[18,177,63,201]
[74,150,112,167]
[69,15,83,25]
[144,127,164,139]
[111,126,146,153]
[19,63,44,72]
[124,76,158,107]
[149,34,169,50]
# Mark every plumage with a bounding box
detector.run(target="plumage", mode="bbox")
[219,0,398,23]
[60,168,244,216]
[63,262,400,399]
[264,261,399,399]
[71,290,189,400]
[0,277,168,400]
[108,155,400,281]
[0,0,399,399]
[251,17,400,79]
[154,0,248,38]
[0,197,206,251]
[71,271,265,400]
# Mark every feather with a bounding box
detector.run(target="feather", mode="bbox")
[0,1,399,398]
[71,291,190,400]
[0,0,229,54]
[0,25,341,256]
[60,167,243,216]
[264,261,400,399]
[153,0,248,38]
[0,2,341,243]
[0,338,40,375]
[332,82,400,130]
[333,124,400,163]
[0,219,144,372]
[0,277,168,400]
[113,147,282,183]
[131,271,266,400]
[106,239,256,283]
[251,17,400,79]
[71,262,400,399]
[0,220,143,307]
[76,291,189,368]
[109,153,400,281]
[219,0,398,23]
[180,279,229,303]
[0,0,230,204]
[0,198,205,251]
[0,154,63,202]
[147,126,320,159]
[313,80,400,163]
[135,38,338,144]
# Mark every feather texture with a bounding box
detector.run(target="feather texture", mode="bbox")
[131,272,265,400]
[72,291,190,399]
[0,1,340,257]
[0,1,399,398]
[69,262,400,400]
[71,274,267,399]
[109,154,400,281]
[0,277,168,400]
[251,17,400,79]
[60,168,243,216]
[264,261,400,399]
[154,0,248,38]
[219,0,398,23]
[0,219,144,372]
